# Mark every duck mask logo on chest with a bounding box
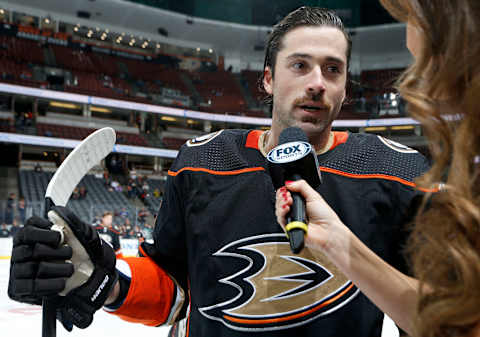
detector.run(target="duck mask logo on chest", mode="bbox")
[199,233,359,331]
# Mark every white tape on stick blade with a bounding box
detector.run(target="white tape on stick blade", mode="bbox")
[45,127,116,207]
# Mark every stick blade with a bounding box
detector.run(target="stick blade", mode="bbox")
[45,127,116,207]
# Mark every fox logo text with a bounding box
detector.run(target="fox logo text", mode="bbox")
[267,141,312,164]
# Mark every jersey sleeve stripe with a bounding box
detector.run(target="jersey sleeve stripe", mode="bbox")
[319,166,438,192]
[168,166,265,177]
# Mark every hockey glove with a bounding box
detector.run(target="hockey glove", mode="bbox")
[8,206,118,330]
[8,215,73,305]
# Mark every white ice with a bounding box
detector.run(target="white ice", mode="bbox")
[0,259,170,337]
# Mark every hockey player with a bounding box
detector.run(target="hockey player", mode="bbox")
[94,211,123,259]
[8,6,429,337]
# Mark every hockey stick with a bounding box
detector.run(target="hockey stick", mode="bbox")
[42,127,116,337]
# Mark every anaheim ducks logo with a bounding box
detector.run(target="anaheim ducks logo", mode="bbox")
[199,234,359,331]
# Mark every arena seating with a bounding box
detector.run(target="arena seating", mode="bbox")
[18,170,137,225]
[240,70,264,105]
[36,123,148,146]
[0,118,15,133]
[0,29,410,145]
[360,68,404,95]
[0,35,45,66]
[192,70,247,114]
[162,137,186,150]
[143,178,165,216]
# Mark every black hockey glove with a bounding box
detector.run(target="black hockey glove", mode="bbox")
[8,215,73,304]
[8,206,118,330]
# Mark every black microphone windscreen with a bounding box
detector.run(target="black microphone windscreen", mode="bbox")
[279,127,308,145]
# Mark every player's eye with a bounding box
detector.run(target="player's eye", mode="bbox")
[326,65,340,73]
[291,61,306,70]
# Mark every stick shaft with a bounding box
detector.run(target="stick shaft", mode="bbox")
[42,298,56,337]
[43,197,57,337]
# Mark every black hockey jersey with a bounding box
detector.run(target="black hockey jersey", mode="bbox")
[119,129,429,337]
[95,224,122,254]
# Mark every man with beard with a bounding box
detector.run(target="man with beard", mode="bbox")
[8,6,429,337]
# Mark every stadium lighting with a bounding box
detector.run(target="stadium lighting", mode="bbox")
[364,126,387,132]
[49,101,80,109]
[391,125,415,130]
[161,116,176,122]
[90,106,111,113]
[0,9,4,15]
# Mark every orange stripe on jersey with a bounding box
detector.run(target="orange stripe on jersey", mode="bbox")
[319,166,437,192]
[245,129,263,149]
[111,257,174,326]
[223,283,355,325]
[168,166,265,176]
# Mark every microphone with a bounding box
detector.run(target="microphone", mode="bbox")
[267,127,322,254]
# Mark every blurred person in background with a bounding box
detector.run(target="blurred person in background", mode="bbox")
[4,192,15,226]
[0,223,9,237]
[16,197,25,225]
[94,211,123,259]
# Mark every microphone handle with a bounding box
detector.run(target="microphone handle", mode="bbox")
[286,175,307,254]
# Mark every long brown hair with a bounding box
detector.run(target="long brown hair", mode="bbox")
[380,1,480,336]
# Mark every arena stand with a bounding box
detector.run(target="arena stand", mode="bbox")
[18,166,137,226]
[0,27,408,124]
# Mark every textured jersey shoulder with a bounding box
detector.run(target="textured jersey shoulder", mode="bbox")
[170,129,255,172]
[321,133,429,182]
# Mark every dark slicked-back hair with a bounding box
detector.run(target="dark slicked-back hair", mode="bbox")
[259,6,352,111]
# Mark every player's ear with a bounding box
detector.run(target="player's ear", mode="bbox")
[263,66,273,95]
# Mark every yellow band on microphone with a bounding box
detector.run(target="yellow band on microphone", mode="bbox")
[285,221,308,238]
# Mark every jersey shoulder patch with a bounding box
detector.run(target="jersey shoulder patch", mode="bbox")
[377,136,418,154]
[170,129,255,173]
[320,133,429,183]
[186,130,224,147]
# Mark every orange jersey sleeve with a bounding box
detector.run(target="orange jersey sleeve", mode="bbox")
[110,256,175,326]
